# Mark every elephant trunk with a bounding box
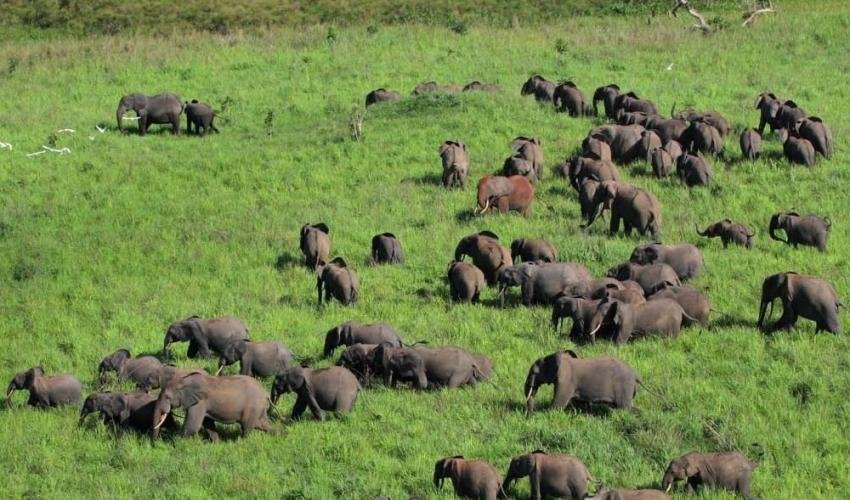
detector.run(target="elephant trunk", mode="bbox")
[550,309,561,331]
[757,295,773,330]
[501,474,517,495]
[78,407,93,425]
[433,465,444,489]
[662,472,674,493]
[695,223,710,237]
[585,203,604,227]
[151,401,171,436]
[498,284,507,308]
[769,216,787,243]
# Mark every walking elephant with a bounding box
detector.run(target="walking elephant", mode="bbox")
[630,243,702,281]
[755,92,783,135]
[271,366,360,420]
[184,100,218,136]
[783,133,816,166]
[582,136,613,162]
[511,136,544,180]
[645,116,688,144]
[365,88,401,106]
[649,147,674,177]
[116,93,182,135]
[454,231,513,286]
[696,219,754,248]
[593,84,621,118]
[673,109,730,137]
[336,343,381,384]
[521,75,556,102]
[739,129,762,161]
[6,367,81,408]
[608,262,681,294]
[371,233,404,265]
[594,298,698,344]
[648,282,711,325]
[439,141,470,188]
[163,315,249,359]
[769,212,830,251]
[217,339,293,378]
[757,272,842,334]
[80,392,175,433]
[373,345,488,389]
[676,153,712,187]
[587,124,646,163]
[323,321,403,357]
[585,181,662,240]
[498,262,592,307]
[551,296,602,340]
[637,130,663,163]
[448,260,486,303]
[774,100,808,133]
[613,91,658,116]
[567,156,621,191]
[98,349,164,391]
[434,456,504,500]
[680,120,723,155]
[300,222,330,271]
[502,451,592,500]
[475,175,534,216]
[511,238,557,263]
[317,257,359,305]
[796,117,833,158]
[578,179,602,222]
[662,451,757,499]
[554,81,590,116]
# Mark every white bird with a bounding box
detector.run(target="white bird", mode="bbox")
[666,63,675,71]
[57,128,75,133]
[96,125,107,133]
[0,142,12,151]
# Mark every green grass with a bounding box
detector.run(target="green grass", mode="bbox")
[1,2,850,498]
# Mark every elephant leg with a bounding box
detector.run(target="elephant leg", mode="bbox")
[187,340,200,358]
[171,114,180,135]
[496,197,510,214]
[186,118,192,135]
[776,309,798,330]
[182,404,207,437]
[202,417,220,442]
[291,396,308,420]
[240,360,252,376]
[609,213,621,235]
[138,112,148,136]
[552,382,574,409]
[623,220,633,236]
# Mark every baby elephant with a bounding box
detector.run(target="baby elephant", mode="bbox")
[271,366,360,420]
[439,140,470,188]
[511,238,557,263]
[336,343,381,384]
[365,88,401,107]
[434,456,504,500]
[676,153,712,187]
[587,486,670,499]
[502,450,592,500]
[769,212,830,252]
[371,233,404,265]
[662,451,757,499]
[447,260,486,303]
[6,367,81,408]
[783,133,816,166]
[739,128,762,161]
[98,349,164,391]
[696,219,754,249]
[217,339,293,378]
[184,100,219,136]
[80,392,176,433]
[317,257,359,305]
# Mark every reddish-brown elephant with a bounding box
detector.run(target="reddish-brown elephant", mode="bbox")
[475,175,534,216]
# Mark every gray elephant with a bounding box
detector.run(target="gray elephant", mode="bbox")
[553,81,590,116]
[589,279,646,305]
[551,296,602,340]
[739,129,762,161]
[755,92,783,135]
[681,120,723,155]
[645,116,689,144]
[323,321,403,357]
[503,154,537,183]
[648,282,710,325]
[98,349,164,391]
[663,139,684,163]
[463,81,502,92]
[676,153,712,187]
[613,91,658,116]
[502,451,592,500]
[521,75,556,102]
[434,456,504,500]
[582,136,613,162]
[371,233,404,265]
[608,262,681,295]
[783,133,816,166]
[757,272,842,334]
[511,238,557,263]
[271,366,360,420]
[498,262,592,307]
[587,124,646,163]
[163,315,249,359]
[6,367,81,408]
[439,141,470,188]
[511,136,544,181]
[587,487,670,500]
[774,99,808,133]
[116,93,182,135]
[152,372,272,439]
[594,298,697,344]
[585,181,662,240]
[769,212,830,251]
[662,451,757,499]
[567,156,620,191]
[696,219,754,249]
[578,179,601,222]
[629,243,702,281]
[80,392,175,433]
[796,117,833,158]
[184,100,218,136]
[412,81,461,95]
[300,222,330,271]
[617,110,651,126]
[673,109,730,137]
[336,343,381,384]
[317,257,359,305]
[447,260,486,303]
[637,130,663,163]
[217,339,293,378]
[365,88,401,106]
[373,345,488,389]
[454,231,513,286]
[649,147,674,178]
[524,350,639,414]
[592,83,621,118]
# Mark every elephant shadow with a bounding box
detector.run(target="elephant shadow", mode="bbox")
[710,314,757,330]
[274,252,302,271]
[545,184,571,197]
[455,209,477,222]
[401,173,443,186]
[502,398,614,417]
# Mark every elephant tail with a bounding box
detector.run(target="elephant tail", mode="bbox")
[680,308,701,326]
[824,216,832,231]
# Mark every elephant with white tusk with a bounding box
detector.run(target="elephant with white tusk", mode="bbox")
[116,93,182,135]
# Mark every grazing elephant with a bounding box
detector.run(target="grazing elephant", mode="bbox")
[317,257,359,306]
[663,139,684,163]
[98,349,164,391]
[755,92,783,135]
[521,75,556,102]
[475,175,534,216]
[270,366,360,420]
[696,219,754,249]
[739,129,762,160]
[152,372,272,439]
[608,262,681,295]
[774,100,808,133]
[163,315,249,359]
[511,136,544,180]
[511,238,557,263]
[593,83,621,118]
[80,392,175,433]
[365,88,401,106]
[116,93,182,135]
[648,282,710,325]
[498,262,592,307]
[503,155,537,183]
[769,212,830,251]
[503,451,592,500]
[757,272,842,334]
[184,100,218,136]
[796,117,833,158]
[650,147,674,177]
[336,343,381,383]
[645,116,689,144]
[454,231,513,286]
[300,222,331,271]
[617,110,651,126]
[783,133,816,166]
[6,367,81,408]
[676,153,712,187]
[371,233,404,264]
[630,243,702,281]
[588,124,646,163]
[439,141,470,188]
[662,452,757,499]
[681,120,723,155]
[582,136,613,162]
[218,339,293,378]
[434,456,504,500]
[585,181,662,240]
[589,280,646,305]
[588,486,671,500]
[553,81,589,116]
[551,296,602,341]
[595,298,697,344]
[323,321,403,357]
[373,345,488,389]
[578,179,601,222]
[448,260,486,303]
[463,81,502,92]
[567,156,621,191]
[673,110,730,137]
[412,81,460,95]
[613,91,658,116]
[637,130,663,163]
[524,350,639,414]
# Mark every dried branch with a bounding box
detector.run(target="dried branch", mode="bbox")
[743,1,776,27]
[671,0,711,33]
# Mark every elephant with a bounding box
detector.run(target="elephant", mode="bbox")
[521,75,556,102]
[163,315,249,359]
[593,298,697,344]
[217,339,293,378]
[323,321,403,357]
[503,155,538,183]
[783,133,816,166]
[454,231,513,286]
[98,349,164,391]
[300,222,330,271]
[317,257,359,306]
[587,486,671,500]
[184,100,218,136]
[116,93,182,135]
[524,350,639,414]
[796,117,833,158]
[553,81,590,116]
[448,260,486,303]
[412,81,461,95]
[673,110,730,137]
[498,262,592,307]
[629,243,702,281]
[371,233,404,265]
[511,136,544,180]
[511,238,557,263]
[439,141,470,188]
[581,136,613,162]
[645,116,689,144]
[637,130,663,163]
[373,345,488,389]
[567,156,621,191]
[336,343,381,384]
[754,92,783,135]
[774,100,808,133]
[585,181,662,240]
[769,212,830,251]
[587,124,646,163]
[578,179,601,222]
[152,371,272,439]
[739,129,762,161]
[757,272,842,334]
[662,451,757,499]
[663,139,684,163]
[365,88,401,106]
[6,367,81,408]
[613,91,658,116]
[680,120,723,155]
[475,175,534,216]
[676,153,712,187]
[502,451,592,500]
[608,262,681,295]
[463,81,502,92]
[592,83,621,118]
[80,392,176,433]
[647,282,710,325]
[696,219,754,249]
[270,366,360,420]
[588,279,646,305]
[617,110,651,126]
[551,296,602,340]
[434,456,504,500]
[649,147,674,177]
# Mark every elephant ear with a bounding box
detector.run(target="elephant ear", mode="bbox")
[478,230,499,240]
[625,91,639,98]
[809,116,823,123]
[683,458,700,477]
[510,137,530,150]
[785,100,798,108]
[459,142,468,151]
[114,395,131,423]
[787,211,800,217]
[330,257,347,267]
[314,223,330,234]
[565,349,579,359]
[609,83,620,91]
[178,373,207,408]
[438,142,450,155]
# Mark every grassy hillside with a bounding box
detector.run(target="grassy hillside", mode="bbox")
[1,2,849,498]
